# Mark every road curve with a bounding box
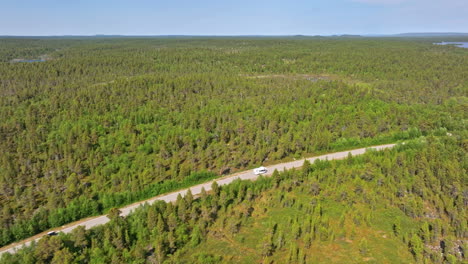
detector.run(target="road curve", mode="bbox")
[0,143,396,256]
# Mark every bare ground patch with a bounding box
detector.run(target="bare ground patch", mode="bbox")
[241,73,334,82]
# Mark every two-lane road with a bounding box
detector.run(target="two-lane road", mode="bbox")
[0,143,396,256]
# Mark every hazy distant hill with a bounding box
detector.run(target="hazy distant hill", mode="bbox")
[392,32,468,37]
[2,32,468,38]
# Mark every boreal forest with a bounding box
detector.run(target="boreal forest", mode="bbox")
[0,37,467,263]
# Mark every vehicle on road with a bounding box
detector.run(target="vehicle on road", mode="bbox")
[253,166,267,175]
[0,144,396,256]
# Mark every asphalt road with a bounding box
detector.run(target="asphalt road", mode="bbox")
[0,143,396,256]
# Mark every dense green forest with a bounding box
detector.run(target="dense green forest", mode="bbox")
[0,37,467,253]
[1,136,466,263]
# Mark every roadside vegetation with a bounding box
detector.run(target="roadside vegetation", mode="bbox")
[0,37,466,254]
[1,135,466,263]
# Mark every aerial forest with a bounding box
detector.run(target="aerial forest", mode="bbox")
[0,37,466,263]
[1,136,466,263]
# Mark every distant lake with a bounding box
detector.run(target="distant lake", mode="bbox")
[434,42,468,49]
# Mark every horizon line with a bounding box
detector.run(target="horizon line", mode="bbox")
[1,32,468,38]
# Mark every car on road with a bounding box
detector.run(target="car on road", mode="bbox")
[253,166,267,175]
[47,231,57,236]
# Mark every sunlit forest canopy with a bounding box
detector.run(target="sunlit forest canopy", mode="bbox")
[0,37,467,250]
[1,136,466,263]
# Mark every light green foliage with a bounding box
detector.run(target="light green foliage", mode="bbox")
[0,37,466,255]
[2,136,466,263]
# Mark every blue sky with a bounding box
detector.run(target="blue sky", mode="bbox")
[1,0,467,35]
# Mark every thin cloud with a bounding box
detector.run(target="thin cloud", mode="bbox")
[351,0,467,5]
[350,0,407,4]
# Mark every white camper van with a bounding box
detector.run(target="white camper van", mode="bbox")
[253,166,267,175]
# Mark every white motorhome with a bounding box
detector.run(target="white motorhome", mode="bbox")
[253,166,267,175]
